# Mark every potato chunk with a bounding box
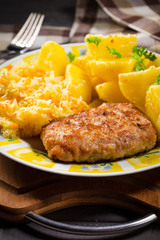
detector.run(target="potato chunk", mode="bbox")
[119,66,160,108]
[37,41,69,76]
[145,85,160,141]
[85,34,137,58]
[72,55,93,71]
[96,81,128,103]
[86,58,135,83]
[86,58,135,97]
[65,64,91,104]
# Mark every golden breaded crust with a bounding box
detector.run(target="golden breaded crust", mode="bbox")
[41,103,157,163]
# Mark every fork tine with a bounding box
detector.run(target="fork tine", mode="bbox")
[25,14,45,48]
[13,13,38,47]
[22,14,45,48]
[11,13,35,45]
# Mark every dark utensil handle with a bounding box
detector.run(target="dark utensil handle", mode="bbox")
[25,211,157,237]
[0,50,17,58]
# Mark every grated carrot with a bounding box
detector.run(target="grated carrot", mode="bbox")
[0,60,87,138]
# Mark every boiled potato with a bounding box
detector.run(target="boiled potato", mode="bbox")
[65,64,91,104]
[145,55,160,68]
[96,81,128,103]
[119,66,160,108]
[85,34,137,58]
[72,55,93,71]
[145,85,160,141]
[86,58,136,94]
[37,41,69,76]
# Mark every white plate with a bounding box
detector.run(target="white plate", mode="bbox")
[0,43,160,177]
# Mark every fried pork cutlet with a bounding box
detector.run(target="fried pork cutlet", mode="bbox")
[41,103,157,163]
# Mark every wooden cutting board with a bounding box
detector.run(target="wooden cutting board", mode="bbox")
[1,153,160,223]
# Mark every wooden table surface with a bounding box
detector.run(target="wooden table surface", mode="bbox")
[0,1,160,239]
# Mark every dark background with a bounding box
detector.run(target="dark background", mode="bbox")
[0,0,76,27]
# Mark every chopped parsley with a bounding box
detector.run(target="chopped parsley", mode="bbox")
[86,36,103,47]
[106,46,122,58]
[132,46,157,71]
[67,52,76,63]
[156,74,160,84]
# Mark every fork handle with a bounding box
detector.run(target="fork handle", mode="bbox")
[0,49,18,60]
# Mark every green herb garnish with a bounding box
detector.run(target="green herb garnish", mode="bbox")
[156,74,160,84]
[106,46,122,58]
[132,46,157,71]
[86,37,103,47]
[67,52,76,63]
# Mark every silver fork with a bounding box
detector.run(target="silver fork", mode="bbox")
[0,12,45,59]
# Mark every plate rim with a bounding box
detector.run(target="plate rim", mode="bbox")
[0,42,86,68]
[1,145,160,177]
